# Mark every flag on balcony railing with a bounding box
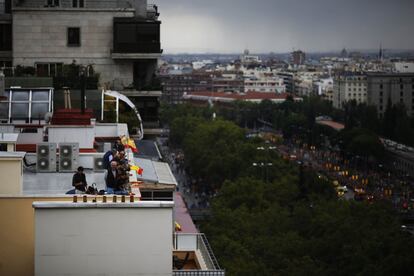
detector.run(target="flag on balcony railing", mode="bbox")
[121,136,138,153]
[130,165,143,175]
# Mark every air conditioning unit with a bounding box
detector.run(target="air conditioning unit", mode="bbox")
[36,143,57,172]
[93,155,105,171]
[58,143,79,172]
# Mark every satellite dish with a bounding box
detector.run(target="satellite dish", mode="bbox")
[44,112,53,123]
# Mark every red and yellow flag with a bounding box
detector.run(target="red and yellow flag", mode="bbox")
[127,138,138,153]
[130,165,143,175]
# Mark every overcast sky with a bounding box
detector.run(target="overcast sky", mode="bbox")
[152,0,414,54]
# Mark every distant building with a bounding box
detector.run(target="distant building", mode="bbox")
[291,50,306,66]
[394,62,414,73]
[333,73,368,108]
[183,91,302,107]
[161,72,213,104]
[366,72,414,117]
[212,72,244,93]
[277,72,295,93]
[244,76,285,93]
[240,49,261,66]
[340,48,348,58]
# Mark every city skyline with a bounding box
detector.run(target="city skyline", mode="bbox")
[154,0,414,54]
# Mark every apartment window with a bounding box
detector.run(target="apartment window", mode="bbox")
[0,24,12,51]
[400,91,403,97]
[46,0,60,6]
[379,106,383,111]
[400,99,404,103]
[380,84,383,89]
[36,63,63,77]
[72,0,85,7]
[4,0,11,13]
[67,27,80,46]
[400,84,404,90]
[379,91,383,96]
[379,99,383,104]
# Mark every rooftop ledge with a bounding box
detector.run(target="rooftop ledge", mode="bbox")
[111,53,162,59]
[33,201,174,209]
[13,8,135,12]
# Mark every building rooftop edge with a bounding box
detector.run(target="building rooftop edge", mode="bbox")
[33,201,174,209]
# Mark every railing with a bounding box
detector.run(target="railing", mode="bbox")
[198,234,221,270]
[113,42,161,54]
[173,233,223,273]
[173,270,225,276]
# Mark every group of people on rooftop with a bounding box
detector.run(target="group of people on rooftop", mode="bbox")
[71,139,132,195]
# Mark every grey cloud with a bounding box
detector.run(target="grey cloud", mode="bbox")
[153,0,414,53]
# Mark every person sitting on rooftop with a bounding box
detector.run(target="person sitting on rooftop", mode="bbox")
[105,161,118,194]
[72,166,87,194]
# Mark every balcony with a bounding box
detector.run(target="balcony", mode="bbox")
[173,233,225,276]
[112,18,162,59]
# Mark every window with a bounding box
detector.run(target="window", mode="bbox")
[0,24,12,51]
[4,0,11,14]
[72,0,84,7]
[400,91,403,97]
[36,63,63,77]
[380,84,383,89]
[379,99,383,104]
[67,27,80,46]
[400,84,404,90]
[46,0,60,6]
[379,91,383,96]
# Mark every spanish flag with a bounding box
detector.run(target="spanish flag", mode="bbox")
[127,138,138,153]
[130,165,143,176]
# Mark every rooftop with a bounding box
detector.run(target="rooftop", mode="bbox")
[0,133,19,143]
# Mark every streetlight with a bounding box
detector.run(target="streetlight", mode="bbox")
[252,162,273,183]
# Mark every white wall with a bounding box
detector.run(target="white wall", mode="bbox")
[48,126,95,149]
[17,130,43,144]
[94,123,129,138]
[34,203,173,276]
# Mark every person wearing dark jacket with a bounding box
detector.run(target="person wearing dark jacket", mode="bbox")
[114,139,125,152]
[72,166,87,193]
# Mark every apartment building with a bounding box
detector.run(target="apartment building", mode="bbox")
[366,72,414,117]
[161,72,212,104]
[333,73,368,108]
[0,0,162,126]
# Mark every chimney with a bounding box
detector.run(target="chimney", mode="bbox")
[133,0,147,19]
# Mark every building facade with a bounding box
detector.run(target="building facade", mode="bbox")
[366,72,414,117]
[333,73,367,108]
[11,0,161,91]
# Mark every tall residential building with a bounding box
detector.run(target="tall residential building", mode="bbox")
[366,72,414,117]
[12,0,161,89]
[291,50,306,66]
[1,0,162,126]
[333,73,367,108]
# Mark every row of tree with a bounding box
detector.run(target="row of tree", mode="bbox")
[161,103,414,275]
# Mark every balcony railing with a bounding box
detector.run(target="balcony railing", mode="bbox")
[113,42,161,54]
[173,233,224,275]
[173,271,225,276]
